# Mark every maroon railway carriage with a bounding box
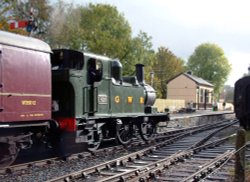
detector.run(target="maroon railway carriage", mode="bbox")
[0,31,52,167]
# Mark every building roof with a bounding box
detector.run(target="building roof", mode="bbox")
[167,72,214,87]
[184,72,214,87]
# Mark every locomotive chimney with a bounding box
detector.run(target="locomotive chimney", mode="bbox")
[136,64,145,84]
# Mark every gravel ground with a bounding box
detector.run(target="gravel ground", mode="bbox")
[0,142,151,182]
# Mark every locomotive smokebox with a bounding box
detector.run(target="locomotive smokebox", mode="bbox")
[136,64,145,84]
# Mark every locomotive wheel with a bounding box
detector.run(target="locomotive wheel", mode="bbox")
[87,131,102,152]
[116,120,133,145]
[0,143,18,168]
[139,121,156,141]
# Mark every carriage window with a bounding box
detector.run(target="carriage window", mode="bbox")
[51,49,84,70]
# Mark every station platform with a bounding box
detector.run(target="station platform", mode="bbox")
[171,110,234,120]
[163,110,235,130]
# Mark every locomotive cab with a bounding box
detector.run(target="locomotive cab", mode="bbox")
[51,49,84,119]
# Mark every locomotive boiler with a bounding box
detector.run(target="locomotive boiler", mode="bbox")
[0,30,169,167]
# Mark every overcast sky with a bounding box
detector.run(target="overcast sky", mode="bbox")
[67,0,250,86]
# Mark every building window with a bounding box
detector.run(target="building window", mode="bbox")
[200,89,204,103]
[205,90,209,103]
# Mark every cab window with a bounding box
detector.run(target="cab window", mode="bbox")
[87,59,102,84]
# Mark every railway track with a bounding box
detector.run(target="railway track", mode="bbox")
[0,119,232,176]
[152,139,235,181]
[0,119,237,182]
[37,119,237,182]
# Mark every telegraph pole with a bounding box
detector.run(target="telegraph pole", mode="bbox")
[150,71,154,86]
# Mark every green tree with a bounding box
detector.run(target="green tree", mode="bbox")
[14,0,51,37]
[47,1,83,48]
[48,2,132,63]
[0,0,51,37]
[0,0,27,34]
[0,0,12,23]
[78,3,132,60]
[153,47,185,98]
[123,31,155,76]
[187,43,231,97]
[48,2,155,76]
[29,0,52,37]
[224,85,234,103]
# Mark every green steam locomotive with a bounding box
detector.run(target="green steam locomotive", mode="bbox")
[51,49,169,151]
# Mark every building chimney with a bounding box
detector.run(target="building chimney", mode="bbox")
[187,71,192,75]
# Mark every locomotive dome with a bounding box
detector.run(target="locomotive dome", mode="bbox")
[0,30,51,53]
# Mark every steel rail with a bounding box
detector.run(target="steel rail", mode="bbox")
[45,119,236,182]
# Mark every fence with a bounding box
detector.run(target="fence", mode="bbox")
[154,99,185,112]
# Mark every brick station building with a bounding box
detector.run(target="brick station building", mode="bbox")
[167,71,214,110]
